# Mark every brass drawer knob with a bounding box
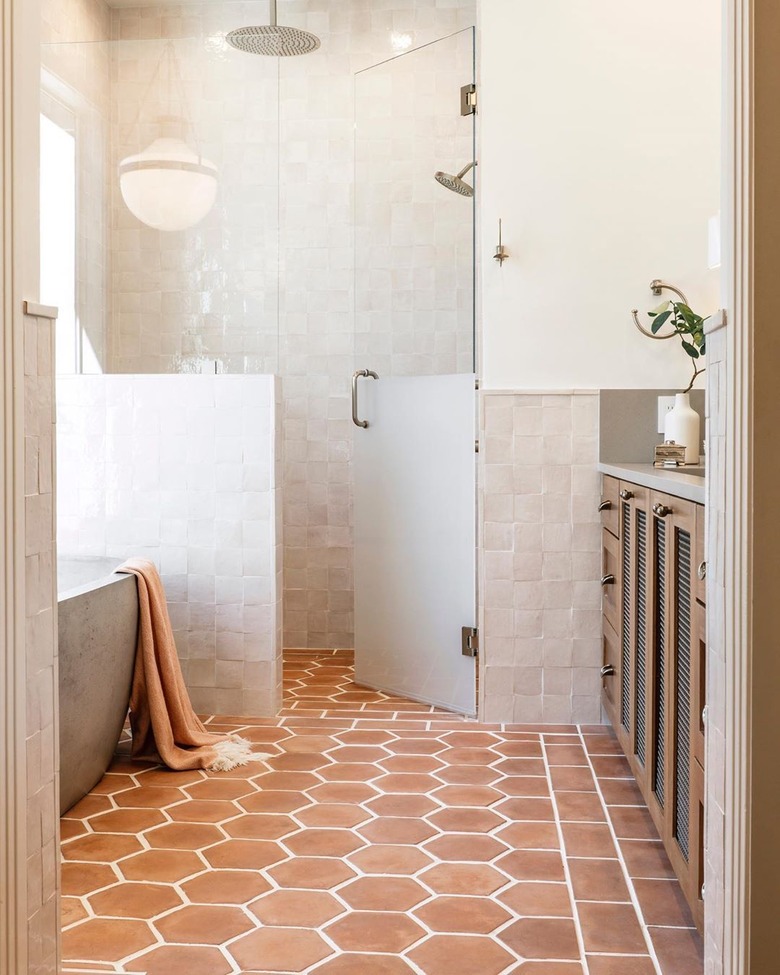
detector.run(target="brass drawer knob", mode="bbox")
[600,574,615,587]
[600,664,616,678]
[697,560,707,581]
[598,500,612,512]
[653,502,673,517]
[619,489,633,501]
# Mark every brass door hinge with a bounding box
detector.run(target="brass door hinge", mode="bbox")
[462,627,479,658]
[461,83,477,116]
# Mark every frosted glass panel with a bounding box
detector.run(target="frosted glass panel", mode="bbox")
[354,374,476,715]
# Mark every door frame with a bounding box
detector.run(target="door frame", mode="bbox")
[0,0,774,972]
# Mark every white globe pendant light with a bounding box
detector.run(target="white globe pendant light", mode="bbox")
[119,44,218,232]
[120,134,218,232]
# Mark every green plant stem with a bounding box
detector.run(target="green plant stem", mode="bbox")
[684,363,706,394]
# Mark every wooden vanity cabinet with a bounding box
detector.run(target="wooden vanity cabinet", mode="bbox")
[599,475,705,931]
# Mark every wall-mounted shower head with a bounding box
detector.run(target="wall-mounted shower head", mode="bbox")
[227,1,320,57]
[434,161,477,197]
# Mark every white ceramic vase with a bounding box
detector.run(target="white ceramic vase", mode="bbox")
[664,392,700,464]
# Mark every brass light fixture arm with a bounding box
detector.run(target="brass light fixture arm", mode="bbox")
[631,279,689,340]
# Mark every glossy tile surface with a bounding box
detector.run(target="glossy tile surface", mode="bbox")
[61,651,702,974]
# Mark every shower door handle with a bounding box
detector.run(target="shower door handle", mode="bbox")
[352,369,379,429]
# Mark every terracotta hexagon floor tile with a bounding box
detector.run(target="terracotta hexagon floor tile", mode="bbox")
[249,767,322,789]
[223,813,297,840]
[508,965,583,974]
[408,933,515,975]
[335,730,395,745]
[555,791,607,822]
[136,768,205,787]
[373,772,443,794]
[144,822,224,850]
[113,786,185,809]
[495,822,560,850]
[419,863,508,895]
[267,752,333,772]
[435,765,502,786]
[339,877,429,912]
[250,889,344,927]
[185,777,258,801]
[268,856,356,889]
[385,738,445,755]
[61,896,88,927]
[283,828,366,858]
[296,803,372,828]
[204,839,286,870]
[432,785,503,807]
[312,955,417,975]
[62,918,157,963]
[89,808,166,834]
[492,779,550,801]
[88,773,135,795]
[499,917,580,960]
[230,927,333,973]
[414,895,511,934]
[366,794,440,818]
[165,799,240,824]
[577,902,647,954]
[493,742,545,760]
[358,817,438,846]
[348,845,432,876]
[154,904,254,945]
[498,882,574,917]
[88,882,183,919]
[61,832,144,862]
[125,944,233,975]
[427,807,504,833]
[63,794,113,819]
[425,834,508,863]
[495,850,565,882]
[119,849,204,883]
[61,862,118,897]
[436,747,498,766]
[60,819,88,841]
[379,755,444,774]
[327,745,390,763]
[181,868,271,904]
[278,735,338,754]
[443,732,501,748]
[318,763,382,783]
[307,782,379,804]
[325,911,425,953]
[239,790,311,813]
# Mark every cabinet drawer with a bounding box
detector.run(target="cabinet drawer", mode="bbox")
[601,528,620,633]
[600,475,620,537]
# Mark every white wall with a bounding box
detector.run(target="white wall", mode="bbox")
[479,0,721,390]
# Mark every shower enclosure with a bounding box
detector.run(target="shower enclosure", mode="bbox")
[353,29,478,715]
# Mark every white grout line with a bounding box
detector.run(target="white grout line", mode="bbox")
[576,724,666,975]
[540,734,591,975]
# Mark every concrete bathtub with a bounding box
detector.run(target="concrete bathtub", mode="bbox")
[58,557,139,814]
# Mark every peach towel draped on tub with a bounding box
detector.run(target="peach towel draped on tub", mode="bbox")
[118,558,267,772]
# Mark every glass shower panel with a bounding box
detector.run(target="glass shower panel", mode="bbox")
[40,34,281,376]
[354,28,476,376]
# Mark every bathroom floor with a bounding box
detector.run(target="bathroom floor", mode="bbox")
[60,650,703,975]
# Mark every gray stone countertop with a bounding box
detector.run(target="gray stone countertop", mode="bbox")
[598,462,705,505]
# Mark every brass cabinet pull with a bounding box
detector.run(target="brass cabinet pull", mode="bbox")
[598,500,612,512]
[697,560,707,581]
[600,664,616,678]
[600,574,615,587]
[653,502,673,517]
[619,489,633,501]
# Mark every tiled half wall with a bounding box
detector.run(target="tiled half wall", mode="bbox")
[56,374,283,716]
[480,392,603,725]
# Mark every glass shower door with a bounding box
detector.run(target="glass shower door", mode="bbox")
[353,29,477,715]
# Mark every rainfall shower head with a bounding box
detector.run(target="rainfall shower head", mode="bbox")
[227,1,320,57]
[434,161,477,198]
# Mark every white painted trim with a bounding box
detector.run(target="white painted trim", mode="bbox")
[720,0,751,972]
[0,0,28,970]
[704,308,728,335]
[23,299,57,319]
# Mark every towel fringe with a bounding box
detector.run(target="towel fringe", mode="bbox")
[207,735,270,772]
